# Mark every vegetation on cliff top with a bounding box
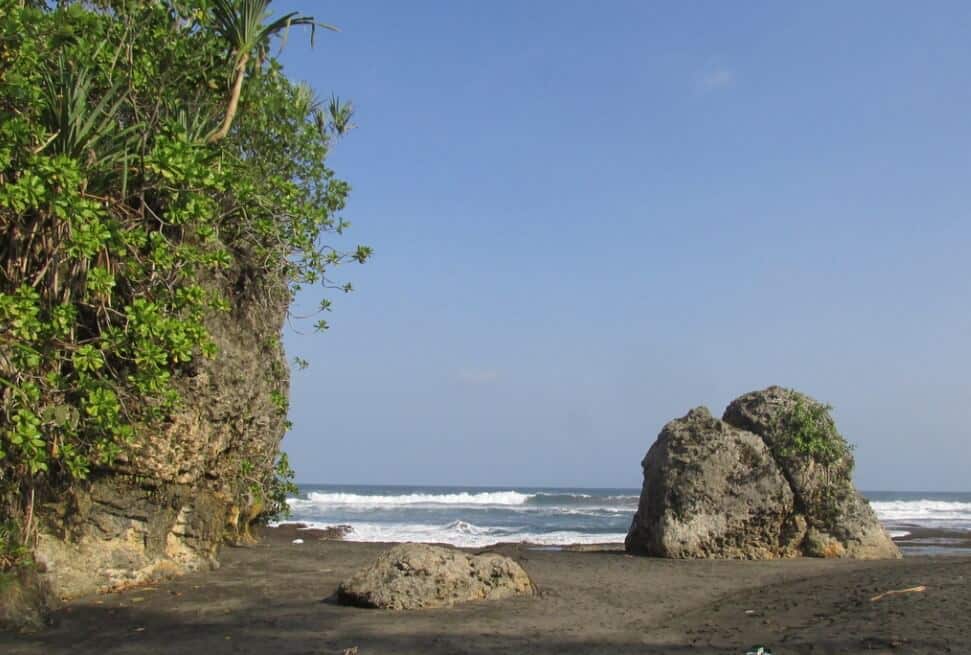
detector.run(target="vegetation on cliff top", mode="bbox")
[0,0,368,564]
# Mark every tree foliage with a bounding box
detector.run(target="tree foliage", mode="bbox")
[0,0,368,560]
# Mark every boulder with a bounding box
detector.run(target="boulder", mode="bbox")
[318,524,353,540]
[624,407,803,559]
[723,387,901,559]
[337,544,535,610]
[626,387,900,559]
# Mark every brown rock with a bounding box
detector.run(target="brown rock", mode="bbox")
[337,543,535,610]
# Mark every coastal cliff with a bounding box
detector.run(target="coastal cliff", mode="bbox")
[32,262,291,599]
[1,1,366,630]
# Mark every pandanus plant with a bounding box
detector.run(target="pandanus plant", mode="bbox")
[206,0,336,143]
[37,54,141,195]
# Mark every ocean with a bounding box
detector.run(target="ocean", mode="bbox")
[284,485,971,554]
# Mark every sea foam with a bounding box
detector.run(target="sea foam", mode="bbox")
[870,500,971,530]
[280,487,971,551]
[291,519,627,548]
[299,490,533,508]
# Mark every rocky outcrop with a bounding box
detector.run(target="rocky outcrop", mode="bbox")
[34,479,228,598]
[31,264,292,603]
[337,544,536,610]
[624,407,803,559]
[626,387,900,560]
[723,387,900,559]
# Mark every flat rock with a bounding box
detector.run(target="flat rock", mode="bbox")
[336,543,535,609]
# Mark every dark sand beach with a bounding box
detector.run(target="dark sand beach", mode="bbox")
[3,525,970,655]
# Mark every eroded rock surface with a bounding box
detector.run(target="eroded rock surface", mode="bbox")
[625,387,900,560]
[0,568,52,632]
[32,264,292,602]
[337,543,536,610]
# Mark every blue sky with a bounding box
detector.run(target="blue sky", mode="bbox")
[274,1,970,491]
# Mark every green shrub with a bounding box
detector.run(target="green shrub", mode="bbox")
[775,397,852,466]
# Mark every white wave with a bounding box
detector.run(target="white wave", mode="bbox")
[888,530,910,539]
[871,500,971,530]
[284,520,626,548]
[300,490,534,508]
[555,507,636,516]
[288,492,639,514]
[534,492,593,498]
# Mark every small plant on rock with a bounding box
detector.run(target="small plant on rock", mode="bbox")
[775,396,852,466]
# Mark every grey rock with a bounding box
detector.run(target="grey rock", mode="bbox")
[723,387,900,559]
[337,543,535,610]
[625,407,800,559]
[626,388,901,559]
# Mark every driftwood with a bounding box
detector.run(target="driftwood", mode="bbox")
[870,585,927,602]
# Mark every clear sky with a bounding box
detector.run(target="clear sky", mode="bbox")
[274,1,970,491]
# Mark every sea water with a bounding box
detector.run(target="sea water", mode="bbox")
[284,485,971,551]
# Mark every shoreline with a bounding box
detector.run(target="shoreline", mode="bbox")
[279,521,971,556]
[275,522,629,552]
[5,525,969,654]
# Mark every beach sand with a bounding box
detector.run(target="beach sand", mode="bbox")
[3,524,969,654]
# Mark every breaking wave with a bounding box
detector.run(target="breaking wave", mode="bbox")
[298,490,532,508]
[290,519,627,548]
[288,490,639,512]
[870,500,971,531]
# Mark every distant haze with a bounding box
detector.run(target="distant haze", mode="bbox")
[277,1,971,491]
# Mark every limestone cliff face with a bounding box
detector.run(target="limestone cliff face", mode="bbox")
[33,263,291,598]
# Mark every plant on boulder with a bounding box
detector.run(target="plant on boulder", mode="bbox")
[774,396,853,467]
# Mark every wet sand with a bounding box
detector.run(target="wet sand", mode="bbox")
[3,525,970,654]
[894,526,971,556]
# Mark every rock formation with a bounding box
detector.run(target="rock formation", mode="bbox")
[337,544,536,610]
[31,266,292,602]
[625,387,900,560]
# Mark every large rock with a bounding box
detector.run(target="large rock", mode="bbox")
[337,544,536,610]
[625,407,803,559]
[723,387,900,559]
[626,387,900,560]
